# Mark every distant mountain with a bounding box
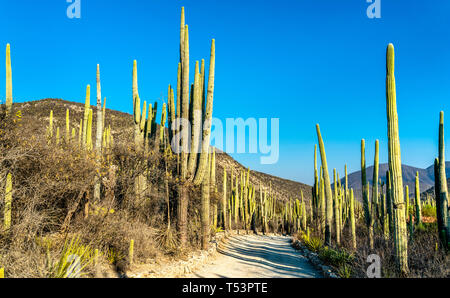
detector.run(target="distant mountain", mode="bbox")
[335,163,450,200]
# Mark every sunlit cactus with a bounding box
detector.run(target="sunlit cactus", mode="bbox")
[4,173,12,232]
[316,124,334,246]
[385,43,408,274]
[6,44,12,114]
[414,172,422,226]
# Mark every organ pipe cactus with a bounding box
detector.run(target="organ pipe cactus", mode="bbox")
[222,168,227,230]
[434,158,446,246]
[4,173,12,232]
[316,125,334,246]
[350,188,356,250]
[6,44,12,114]
[361,139,374,249]
[438,112,449,247]
[65,109,70,143]
[82,85,91,149]
[201,149,211,249]
[415,172,422,226]
[333,169,340,245]
[94,65,104,202]
[405,186,410,218]
[385,44,408,274]
[372,140,379,236]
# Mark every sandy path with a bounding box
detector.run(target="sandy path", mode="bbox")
[185,234,322,278]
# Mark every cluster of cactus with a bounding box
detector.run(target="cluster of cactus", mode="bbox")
[228,168,256,231]
[314,126,363,248]
[170,7,216,247]
[312,44,410,275]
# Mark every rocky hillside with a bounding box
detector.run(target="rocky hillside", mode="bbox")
[14,98,312,202]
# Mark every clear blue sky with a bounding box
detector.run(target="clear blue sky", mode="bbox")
[1,0,450,185]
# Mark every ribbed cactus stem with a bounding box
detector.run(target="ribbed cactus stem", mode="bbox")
[65,109,70,142]
[316,124,334,246]
[193,39,215,186]
[350,188,356,250]
[223,168,227,230]
[48,110,54,140]
[405,185,410,218]
[386,43,408,274]
[87,108,93,151]
[129,239,134,266]
[201,149,211,249]
[56,127,60,145]
[95,64,103,153]
[415,171,422,225]
[180,24,190,180]
[6,44,12,114]
[361,139,374,249]
[82,85,90,149]
[187,62,202,176]
[372,140,379,230]
[4,173,12,232]
[438,112,449,247]
[333,169,340,245]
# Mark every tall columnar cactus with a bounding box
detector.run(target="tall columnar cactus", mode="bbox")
[222,168,227,231]
[405,185,410,218]
[6,44,12,114]
[47,110,54,141]
[361,139,374,249]
[82,85,91,149]
[350,188,356,250]
[437,112,449,245]
[201,149,211,249]
[4,173,12,232]
[434,158,446,245]
[316,125,334,246]
[333,169,340,245]
[385,44,408,274]
[129,239,134,266]
[132,61,148,153]
[414,172,422,226]
[372,140,379,232]
[65,109,70,143]
[94,65,104,202]
[86,108,93,151]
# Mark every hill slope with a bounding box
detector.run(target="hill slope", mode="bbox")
[15,98,312,202]
[338,163,450,199]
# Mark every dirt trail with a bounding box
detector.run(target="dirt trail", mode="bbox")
[185,234,322,278]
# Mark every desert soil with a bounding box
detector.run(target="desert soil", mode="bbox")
[185,234,322,278]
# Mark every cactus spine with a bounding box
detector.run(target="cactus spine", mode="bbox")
[385,44,408,274]
[6,44,12,114]
[316,125,334,246]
